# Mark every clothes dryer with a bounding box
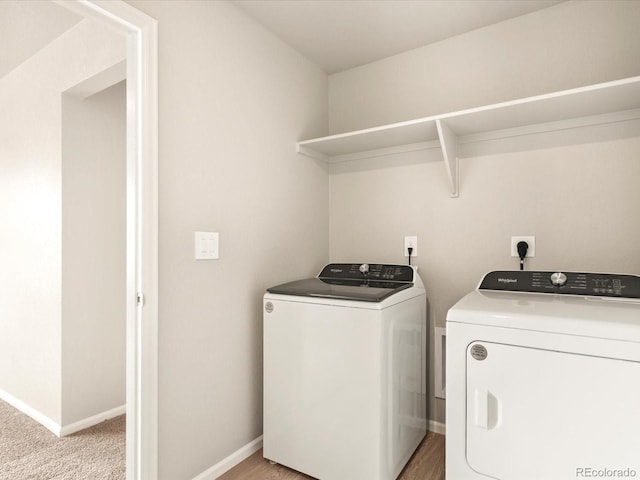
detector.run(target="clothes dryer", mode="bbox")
[447,270,640,480]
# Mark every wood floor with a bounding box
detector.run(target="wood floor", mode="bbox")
[218,432,445,480]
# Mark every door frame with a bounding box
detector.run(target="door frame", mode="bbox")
[54,1,159,479]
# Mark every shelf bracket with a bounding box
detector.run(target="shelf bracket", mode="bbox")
[436,119,459,198]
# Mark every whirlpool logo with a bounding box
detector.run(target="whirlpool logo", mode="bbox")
[498,277,518,284]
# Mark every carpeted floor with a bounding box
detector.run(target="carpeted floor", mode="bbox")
[0,399,125,480]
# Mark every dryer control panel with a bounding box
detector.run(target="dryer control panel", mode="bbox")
[479,270,640,298]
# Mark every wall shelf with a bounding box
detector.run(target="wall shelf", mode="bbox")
[296,76,640,197]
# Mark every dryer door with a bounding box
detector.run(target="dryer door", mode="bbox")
[466,341,640,479]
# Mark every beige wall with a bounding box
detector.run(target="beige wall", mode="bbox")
[131,1,639,475]
[329,0,640,133]
[0,17,125,427]
[125,1,329,478]
[327,0,640,425]
[61,81,127,425]
[0,0,81,78]
[8,0,631,475]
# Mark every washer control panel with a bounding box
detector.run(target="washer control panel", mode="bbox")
[479,271,640,298]
[319,263,414,282]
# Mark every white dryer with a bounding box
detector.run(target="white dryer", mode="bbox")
[447,270,640,480]
[263,263,428,480]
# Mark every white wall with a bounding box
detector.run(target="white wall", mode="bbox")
[124,1,329,478]
[61,81,127,425]
[327,0,640,425]
[0,17,125,427]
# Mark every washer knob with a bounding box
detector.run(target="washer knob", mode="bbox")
[550,272,567,286]
[359,263,370,275]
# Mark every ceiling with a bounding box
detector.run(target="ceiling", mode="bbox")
[232,0,565,74]
[0,0,81,79]
[1,0,565,79]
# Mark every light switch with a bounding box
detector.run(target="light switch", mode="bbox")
[195,232,219,260]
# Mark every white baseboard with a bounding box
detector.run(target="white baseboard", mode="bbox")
[0,387,61,436]
[192,435,263,480]
[59,404,126,437]
[429,419,446,435]
[0,387,125,438]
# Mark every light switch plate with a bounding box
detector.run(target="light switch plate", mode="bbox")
[195,232,219,260]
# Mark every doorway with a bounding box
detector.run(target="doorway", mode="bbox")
[61,80,127,429]
[0,1,157,477]
[54,1,159,479]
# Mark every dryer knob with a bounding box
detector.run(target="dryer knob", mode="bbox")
[359,263,370,275]
[550,272,567,286]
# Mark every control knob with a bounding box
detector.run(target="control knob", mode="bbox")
[550,272,567,287]
[359,263,369,276]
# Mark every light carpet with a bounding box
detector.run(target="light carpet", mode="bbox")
[0,399,125,480]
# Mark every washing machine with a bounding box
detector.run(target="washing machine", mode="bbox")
[446,270,640,480]
[263,263,428,480]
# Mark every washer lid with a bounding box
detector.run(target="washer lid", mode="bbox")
[266,277,412,302]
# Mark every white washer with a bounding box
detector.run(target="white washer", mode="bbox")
[447,270,640,480]
[263,263,428,480]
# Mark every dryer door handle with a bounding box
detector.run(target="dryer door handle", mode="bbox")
[473,388,501,430]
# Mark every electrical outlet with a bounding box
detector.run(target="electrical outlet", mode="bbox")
[404,236,418,257]
[510,236,535,257]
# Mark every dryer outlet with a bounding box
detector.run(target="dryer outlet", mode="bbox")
[510,236,535,257]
